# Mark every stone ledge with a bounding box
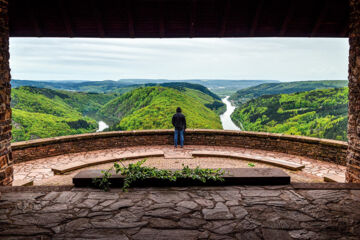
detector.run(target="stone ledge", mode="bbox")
[12,179,33,186]
[191,150,305,170]
[11,129,348,150]
[11,129,177,150]
[52,150,164,174]
[10,130,348,166]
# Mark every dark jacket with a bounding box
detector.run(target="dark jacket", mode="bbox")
[172,112,186,130]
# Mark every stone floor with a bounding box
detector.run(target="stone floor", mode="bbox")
[13,145,346,185]
[0,185,359,239]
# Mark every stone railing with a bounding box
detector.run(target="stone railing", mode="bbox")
[11,129,348,165]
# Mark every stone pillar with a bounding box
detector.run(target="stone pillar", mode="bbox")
[0,0,13,186]
[346,0,360,183]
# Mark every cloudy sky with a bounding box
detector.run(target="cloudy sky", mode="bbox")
[9,37,349,82]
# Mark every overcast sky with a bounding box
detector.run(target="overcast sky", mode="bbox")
[9,37,349,82]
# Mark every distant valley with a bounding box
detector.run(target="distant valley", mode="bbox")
[10,82,225,142]
[10,79,348,142]
[11,79,279,97]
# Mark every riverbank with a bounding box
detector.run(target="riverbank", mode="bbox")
[220,96,242,130]
[96,121,109,132]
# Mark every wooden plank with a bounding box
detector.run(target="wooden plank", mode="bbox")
[249,0,264,37]
[279,0,295,36]
[57,0,74,37]
[219,0,231,37]
[91,0,105,37]
[127,0,135,38]
[189,0,197,38]
[311,3,329,37]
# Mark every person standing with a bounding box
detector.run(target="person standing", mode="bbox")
[172,107,186,148]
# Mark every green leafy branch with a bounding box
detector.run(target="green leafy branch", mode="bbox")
[93,159,225,191]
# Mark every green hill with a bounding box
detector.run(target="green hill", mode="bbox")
[97,86,223,130]
[147,82,221,100]
[10,87,118,142]
[12,109,97,142]
[231,87,348,141]
[11,85,224,141]
[12,86,118,116]
[229,80,348,105]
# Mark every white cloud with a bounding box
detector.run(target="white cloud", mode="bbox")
[9,37,349,81]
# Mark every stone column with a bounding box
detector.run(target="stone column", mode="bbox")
[346,0,360,183]
[0,0,13,186]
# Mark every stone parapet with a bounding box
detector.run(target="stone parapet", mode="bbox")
[0,0,12,186]
[347,0,360,182]
[11,130,348,166]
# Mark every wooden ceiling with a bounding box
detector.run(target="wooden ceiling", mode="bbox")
[9,0,349,38]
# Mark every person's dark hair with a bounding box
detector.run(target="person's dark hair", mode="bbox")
[176,107,182,113]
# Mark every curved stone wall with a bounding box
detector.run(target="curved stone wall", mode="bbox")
[11,130,348,166]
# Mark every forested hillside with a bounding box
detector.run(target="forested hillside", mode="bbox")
[10,84,224,142]
[231,87,348,141]
[98,86,223,130]
[229,80,347,105]
[11,87,117,142]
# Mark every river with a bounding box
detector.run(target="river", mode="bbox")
[220,96,242,131]
[96,97,239,132]
[96,121,109,132]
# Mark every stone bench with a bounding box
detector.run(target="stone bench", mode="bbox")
[12,179,34,186]
[73,168,291,187]
[191,151,305,171]
[324,174,345,183]
[52,150,164,174]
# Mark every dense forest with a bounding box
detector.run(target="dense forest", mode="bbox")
[229,80,348,105]
[98,86,223,130]
[11,87,118,142]
[10,84,224,142]
[231,87,348,141]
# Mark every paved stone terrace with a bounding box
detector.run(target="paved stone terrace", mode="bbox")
[0,185,359,239]
[13,145,346,185]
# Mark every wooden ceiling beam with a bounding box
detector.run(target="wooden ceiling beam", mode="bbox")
[127,0,135,38]
[189,0,197,38]
[339,4,349,37]
[250,0,264,37]
[91,0,105,38]
[26,1,42,37]
[57,0,74,37]
[219,0,231,37]
[340,24,349,37]
[279,0,295,37]
[158,1,165,38]
[311,2,329,37]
